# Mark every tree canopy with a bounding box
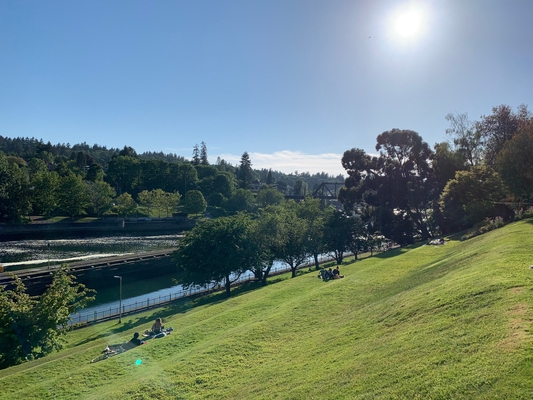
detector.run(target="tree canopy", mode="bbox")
[173,214,255,297]
[0,267,94,368]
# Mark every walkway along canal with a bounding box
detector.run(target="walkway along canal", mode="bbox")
[70,255,337,327]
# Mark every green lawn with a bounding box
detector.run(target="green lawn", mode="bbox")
[1,219,533,399]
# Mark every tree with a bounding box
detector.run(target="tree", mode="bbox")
[75,151,87,172]
[248,208,285,285]
[212,172,235,200]
[476,104,531,167]
[340,129,435,244]
[168,162,199,196]
[0,152,31,223]
[237,152,253,189]
[173,214,254,297]
[266,169,275,185]
[139,159,169,191]
[105,155,140,195]
[57,172,90,219]
[85,163,104,182]
[86,180,116,218]
[0,266,94,368]
[496,123,533,202]
[200,141,209,165]
[115,192,137,217]
[138,189,165,217]
[224,189,256,213]
[323,211,353,265]
[161,191,181,217]
[192,144,200,165]
[439,166,508,230]
[26,158,48,179]
[276,201,310,278]
[256,187,284,208]
[119,146,137,157]
[347,215,368,260]
[431,142,468,191]
[293,179,308,196]
[182,190,207,215]
[30,171,60,216]
[297,198,329,269]
[445,112,482,166]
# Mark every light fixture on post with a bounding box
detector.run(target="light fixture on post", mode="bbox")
[113,275,122,323]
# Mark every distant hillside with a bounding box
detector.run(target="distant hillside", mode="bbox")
[0,135,344,190]
[0,135,185,166]
[1,220,532,398]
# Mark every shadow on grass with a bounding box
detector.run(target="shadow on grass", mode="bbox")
[73,271,296,346]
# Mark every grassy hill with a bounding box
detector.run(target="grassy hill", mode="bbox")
[1,219,533,399]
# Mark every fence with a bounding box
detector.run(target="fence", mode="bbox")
[69,254,337,327]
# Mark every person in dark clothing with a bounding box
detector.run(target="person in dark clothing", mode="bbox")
[332,266,344,279]
[123,332,142,350]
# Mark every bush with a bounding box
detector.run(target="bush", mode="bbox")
[461,216,506,240]
[514,206,533,221]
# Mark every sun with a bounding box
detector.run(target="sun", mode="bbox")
[394,9,422,37]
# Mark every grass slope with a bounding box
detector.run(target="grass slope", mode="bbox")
[1,220,533,399]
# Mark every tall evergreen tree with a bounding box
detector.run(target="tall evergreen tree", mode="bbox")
[266,169,274,185]
[200,141,209,165]
[237,152,253,189]
[192,144,200,166]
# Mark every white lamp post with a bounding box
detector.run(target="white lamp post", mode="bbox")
[113,275,122,323]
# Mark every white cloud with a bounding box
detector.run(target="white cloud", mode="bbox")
[215,150,346,177]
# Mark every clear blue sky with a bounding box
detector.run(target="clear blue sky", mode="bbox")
[1,0,532,176]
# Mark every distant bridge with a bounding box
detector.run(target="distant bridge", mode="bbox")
[285,181,343,200]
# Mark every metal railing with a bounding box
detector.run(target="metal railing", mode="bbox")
[69,254,337,327]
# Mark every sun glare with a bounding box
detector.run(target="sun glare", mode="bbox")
[395,10,422,37]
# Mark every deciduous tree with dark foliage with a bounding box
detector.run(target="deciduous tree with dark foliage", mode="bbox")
[340,129,434,245]
[496,122,533,202]
[173,214,255,297]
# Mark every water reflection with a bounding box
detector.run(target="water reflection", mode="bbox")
[0,234,181,267]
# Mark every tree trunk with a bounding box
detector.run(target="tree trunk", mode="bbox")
[225,275,231,297]
[335,250,343,265]
[291,262,297,278]
[261,264,272,286]
[313,253,320,270]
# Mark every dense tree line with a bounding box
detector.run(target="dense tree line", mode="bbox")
[339,104,533,244]
[173,199,370,297]
[0,137,343,223]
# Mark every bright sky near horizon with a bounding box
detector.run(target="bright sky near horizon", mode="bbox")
[1,0,532,176]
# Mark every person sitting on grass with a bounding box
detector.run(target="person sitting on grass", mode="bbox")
[103,332,142,354]
[123,332,143,350]
[332,266,344,279]
[151,317,164,334]
[318,268,333,281]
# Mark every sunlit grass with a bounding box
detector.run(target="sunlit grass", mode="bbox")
[1,219,532,399]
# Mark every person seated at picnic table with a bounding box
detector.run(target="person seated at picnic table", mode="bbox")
[332,266,344,279]
[151,317,164,334]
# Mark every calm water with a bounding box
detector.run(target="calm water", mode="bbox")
[1,234,322,315]
[0,234,181,267]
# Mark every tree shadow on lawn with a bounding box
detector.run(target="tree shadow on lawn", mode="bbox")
[73,273,296,346]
